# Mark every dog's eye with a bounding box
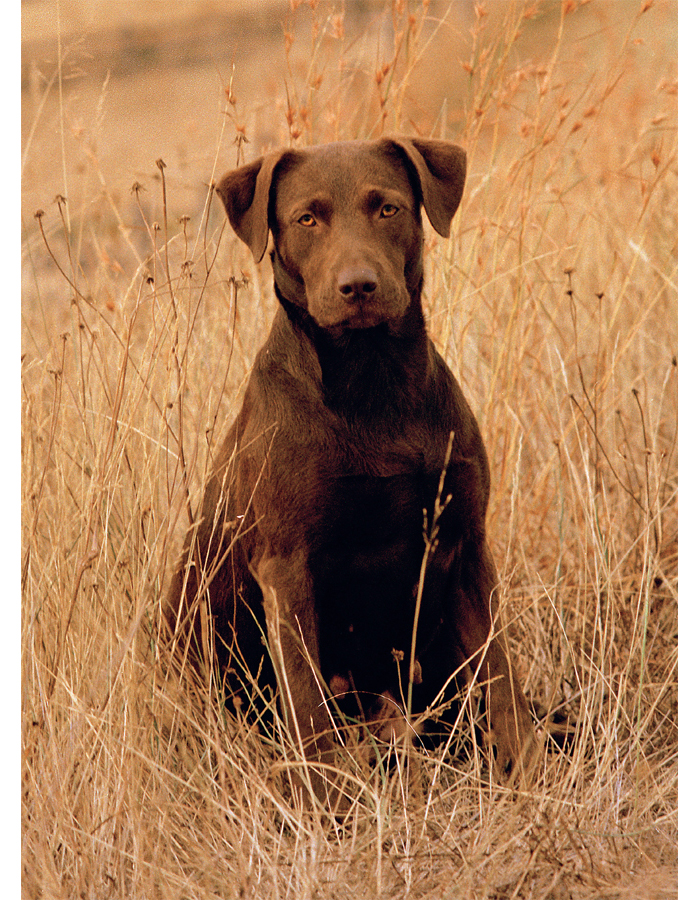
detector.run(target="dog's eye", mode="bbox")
[380,204,399,219]
[297,213,316,227]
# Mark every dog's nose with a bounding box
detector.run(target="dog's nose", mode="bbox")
[337,266,378,300]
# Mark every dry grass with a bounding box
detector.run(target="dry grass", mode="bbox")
[21,1,677,897]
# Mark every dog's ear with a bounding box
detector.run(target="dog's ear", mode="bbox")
[216,151,285,263]
[385,137,466,238]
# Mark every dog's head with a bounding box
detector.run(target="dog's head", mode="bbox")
[216,137,466,334]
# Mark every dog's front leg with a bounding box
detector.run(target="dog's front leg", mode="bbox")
[250,549,339,807]
[452,542,537,782]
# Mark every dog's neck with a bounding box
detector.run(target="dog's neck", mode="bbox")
[270,278,431,420]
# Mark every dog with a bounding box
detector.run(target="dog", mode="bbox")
[166,136,535,800]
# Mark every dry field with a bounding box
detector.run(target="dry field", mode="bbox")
[21,1,678,897]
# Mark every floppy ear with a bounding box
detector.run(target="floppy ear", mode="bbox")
[385,137,466,238]
[216,150,286,263]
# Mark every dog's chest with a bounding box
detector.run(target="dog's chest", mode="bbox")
[306,469,462,687]
[305,462,469,591]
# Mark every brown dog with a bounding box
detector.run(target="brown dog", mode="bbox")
[166,137,534,796]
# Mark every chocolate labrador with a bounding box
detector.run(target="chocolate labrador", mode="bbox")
[166,137,534,798]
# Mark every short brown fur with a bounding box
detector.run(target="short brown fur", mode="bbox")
[166,137,535,801]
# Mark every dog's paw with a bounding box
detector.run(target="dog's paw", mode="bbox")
[486,713,540,785]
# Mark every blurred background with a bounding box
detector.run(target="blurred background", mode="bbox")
[21,0,676,218]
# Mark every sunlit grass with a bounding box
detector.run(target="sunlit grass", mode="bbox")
[22,2,677,897]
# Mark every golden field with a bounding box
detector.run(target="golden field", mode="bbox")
[21,1,677,897]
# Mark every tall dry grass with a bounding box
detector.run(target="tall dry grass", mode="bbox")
[22,1,677,897]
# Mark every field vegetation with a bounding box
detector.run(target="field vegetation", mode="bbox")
[21,1,677,897]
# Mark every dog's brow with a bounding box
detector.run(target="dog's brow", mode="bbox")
[361,186,411,207]
[288,194,333,218]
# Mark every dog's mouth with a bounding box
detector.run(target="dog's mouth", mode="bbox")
[323,313,406,344]
[342,308,390,330]
[322,320,390,343]
[320,300,406,335]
